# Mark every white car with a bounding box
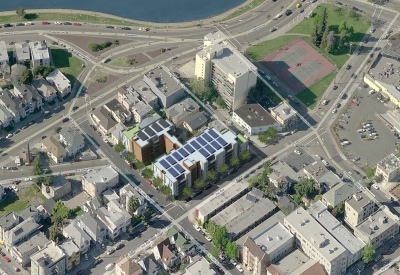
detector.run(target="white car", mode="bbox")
[276,13,282,18]
[315,154,322,160]
[332,109,337,114]
[84,253,88,261]
[205,235,212,242]
[235,176,243,182]
[6,134,12,138]
[294,150,301,155]
[372,184,379,190]
[55,21,62,25]
[236,264,244,272]
[193,225,201,232]
[322,160,329,166]
[231,259,237,266]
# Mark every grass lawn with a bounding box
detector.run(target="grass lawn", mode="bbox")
[50,48,85,87]
[224,0,266,20]
[0,185,46,216]
[109,56,135,67]
[92,70,109,83]
[296,72,335,109]
[0,13,141,26]
[246,35,299,61]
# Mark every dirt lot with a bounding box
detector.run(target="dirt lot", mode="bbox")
[51,34,134,57]
[146,46,178,59]
[87,72,118,95]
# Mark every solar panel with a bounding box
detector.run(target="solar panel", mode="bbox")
[144,127,155,137]
[152,123,162,132]
[211,140,221,150]
[191,140,201,149]
[160,159,170,169]
[158,119,170,128]
[168,167,179,178]
[208,129,219,138]
[205,144,215,154]
[217,137,227,146]
[137,131,149,141]
[178,148,189,157]
[199,148,209,158]
[172,152,183,161]
[184,144,195,153]
[174,164,185,174]
[202,133,213,142]
[197,136,207,146]
[166,156,176,165]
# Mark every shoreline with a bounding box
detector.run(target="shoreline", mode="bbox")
[0,0,266,29]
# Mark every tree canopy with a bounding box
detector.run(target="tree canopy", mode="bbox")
[189,77,216,101]
[258,127,278,143]
[142,169,153,179]
[20,69,33,84]
[225,241,238,260]
[240,150,251,162]
[183,187,193,198]
[194,179,205,190]
[125,152,136,164]
[52,201,72,219]
[16,8,25,17]
[219,164,229,174]
[294,178,316,202]
[362,243,375,263]
[127,196,139,214]
[207,170,217,182]
[212,226,229,249]
[135,161,145,171]
[114,142,125,153]
[230,157,240,167]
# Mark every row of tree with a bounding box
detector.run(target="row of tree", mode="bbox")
[31,154,53,186]
[205,220,238,260]
[189,77,226,109]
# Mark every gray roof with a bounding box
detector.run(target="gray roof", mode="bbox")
[0,212,21,230]
[19,205,38,221]
[234,103,278,127]
[0,88,22,115]
[269,102,297,122]
[345,192,374,213]
[30,242,65,268]
[14,42,30,61]
[78,212,106,237]
[144,65,183,96]
[51,176,69,191]
[317,170,342,189]
[59,127,84,152]
[184,112,208,130]
[13,82,43,104]
[377,153,400,174]
[58,238,79,257]
[269,249,313,275]
[252,222,293,256]
[322,182,356,207]
[356,206,399,239]
[63,222,91,249]
[10,64,27,82]
[32,78,57,98]
[41,198,56,215]
[105,98,131,120]
[7,217,39,245]
[82,165,118,184]
[14,232,48,255]
[92,106,118,131]
[0,104,13,124]
[165,98,200,123]
[129,81,158,104]
[137,254,162,275]
[0,41,8,63]
[83,197,102,214]
[42,135,67,158]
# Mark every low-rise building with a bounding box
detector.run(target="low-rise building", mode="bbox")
[4,217,40,252]
[59,127,85,157]
[345,193,377,228]
[165,98,200,126]
[0,212,21,245]
[167,226,195,256]
[41,175,71,201]
[58,238,80,271]
[12,232,48,267]
[375,153,400,182]
[129,81,159,109]
[269,102,298,129]
[32,78,57,102]
[41,136,67,163]
[46,69,71,97]
[233,103,282,135]
[92,106,118,134]
[82,197,102,214]
[0,104,13,128]
[96,200,131,240]
[0,41,10,74]
[14,42,30,64]
[153,238,181,270]
[354,206,399,249]
[322,182,356,208]
[30,241,66,275]
[118,86,154,123]
[183,112,208,133]
[119,184,146,215]
[82,166,119,198]
[137,254,163,275]
[77,213,106,243]
[111,123,127,144]
[115,255,143,275]
[182,257,216,275]
[105,98,132,123]
[62,222,91,254]
[13,82,43,113]
[37,198,56,219]
[29,40,51,68]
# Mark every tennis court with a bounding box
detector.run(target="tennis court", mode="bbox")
[290,60,323,82]
[275,47,307,69]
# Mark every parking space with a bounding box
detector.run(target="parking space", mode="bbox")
[334,84,399,168]
[281,148,314,172]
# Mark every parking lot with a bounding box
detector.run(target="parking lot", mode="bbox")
[334,84,399,169]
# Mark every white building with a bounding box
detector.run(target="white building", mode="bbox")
[269,102,298,129]
[30,241,66,275]
[375,153,400,182]
[195,31,257,110]
[96,200,131,240]
[59,127,85,157]
[29,40,51,68]
[12,82,44,114]
[14,42,30,64]
[345,193,376,228]
[46,69,71,97]
[62,221,91,254]
[0,41,10,74]
[82,166,119,198]
[119,184,146,215]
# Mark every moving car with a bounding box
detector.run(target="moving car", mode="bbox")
[346,64,351,70]
[322,160,329,166]
[285,10,292,16]
[270,27,278,32]
[62,117,69,123]
[105,25,114,28]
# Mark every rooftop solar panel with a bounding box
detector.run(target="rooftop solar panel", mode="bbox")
[168,167,179,178]
[197,137,206,146]
[144,127,155,137]
[217,137,227,146]
[199,148,210,158]
[159,159,170,169]
[152,123,162,132]
[158,119,169,128]
[202,133,213,142]
[172,152,183,161]
[205,144,215,154]
[211,140,221,150]
[191,140,201,149]
[178,148,189,157]
[208,129,219,138]
[137,131,149,141]
[184,144,195,153]
[166,156,176,165]
[174,164,185,174]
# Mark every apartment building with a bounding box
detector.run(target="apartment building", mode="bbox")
[13,82,43,113]
[0,41,10,74]
[165,98,200,126]
[0,88,28,123]
[375,154,400,182]
[119,184,146,215]
[117,86,153,123]
[12,232,48,267]
[96,200,131,240]
[58,239,80,271]
[41,136,67,163]
[59,127,85,157]
[345,193,376,228]
[62,221,91,254]
[77,213,106,243]
[14,42,30,64]
[183,257,216,275]
[143,65,185,108]
[30,241,66,275]
[284,207,348,275]
[321,182,356,208]
[4,217,39,252]
[104,98,132,124]
[233,103,282,135]
[41,175,71,201]
[354,206,399,249]
[32,78,57,102]
[92,106,118,134]
[183,112,208,133]
[46,69,71,97]
[195,32,257,110]
[0,104,13,128]
[129,81,159,109]
[82,166,119,198]
[269,102,298,130]
[29,40,51,68]
[153,128,238,197]
[115,255,143,275]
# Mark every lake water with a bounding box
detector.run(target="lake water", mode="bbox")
[3,0,245,23]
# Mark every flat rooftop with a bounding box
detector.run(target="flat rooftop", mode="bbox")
[308,201,365,255]
[356,205,399,239]
[31,242,64,267]
[369,55,400,92]
[346,192,375,212]
[14,232,48,254]
[58,239,79,257]
[234,103,279,128]
[130,80,158,103]
[270,102,297,121]
[377,153,400,174]
[82,165,118,183]
[212,188,264,226]
[144,65,182,96]
[252,222,292,256]
[0,41,9,63]
[270,249,313,275]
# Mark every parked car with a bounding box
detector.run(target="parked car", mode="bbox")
[73,22,81,26]
[236,265,244,272]
[41,21,50,25]
[3,256,10,262]
[61,117,69,123]
[236,176,243,182]
[64,22,72,25]
[105,25,114,28]
[84,254,88,261]
[322,160,329,166]
[335,103,341,108]
[107,248,115,255]
[346,64,351,70]
[193,224,201,231]
[115,242,124,250]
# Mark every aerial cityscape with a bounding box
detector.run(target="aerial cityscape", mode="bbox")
[0,1,399,275]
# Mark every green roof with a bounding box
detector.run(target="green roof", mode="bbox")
[122,124,140,140]
[237,134,247,145]
[167,226,194,252]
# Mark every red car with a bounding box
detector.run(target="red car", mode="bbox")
[42,21,50,25]
[13,180,21,185]
[73,23,81,26]
[145,179,153,185]
[270,156,277,161]
[62,174,67,177]
[3,256,10,262]
[351,101,359,106]
[217,267,224,275]
[62,117,69,123]
[97,131,102,136]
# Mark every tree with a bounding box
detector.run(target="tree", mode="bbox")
[33,65,55,77]
[179,264,187,272]
[362,243,375,263]
[205,220,217,235]
[207,170,217,182]
[43,175,53,186]
[113,40,119,45]
[189,77,216,101]
[331,201,345,219]
[128,196,139,214]
[320,28,329,50]
[313,14,321,25]
[16,7,25,18]
[49,224,64,244]
[20,69,33,84]
[31,155,43,177]
[366,167,375,180]
[142,208,153,223]
[263,160,271,169]
[258,127,277,143]
[127,225,135,235]
[338,21,347,33]
[216,96,227,108]
[153,177,162,189]
[142,169,153,179]
[194,179,205,190]
[210,246,220,259]
[326,31,337,53]
[135,161,145,171]
[183,187,193,198]
[294,178,316,199]
[160,185,172,197]
[125,152,136,164]
[213,226,229,249]
[311,26,321,47]
[52,201,72,219]
[240,150,251,162]
[347,26,354,37]
[264,183,278,200]
[126,58,136,65]
[230,157,240,168]
[314,194,323,201]
[114,142,125,153]
[366,181,373,190]
[219,164,229,174]
[225,241,238,260]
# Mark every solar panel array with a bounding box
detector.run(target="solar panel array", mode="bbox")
[135,119,170,141]
[158,129,229,178]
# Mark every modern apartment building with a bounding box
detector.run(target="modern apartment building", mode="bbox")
[30,241,66,275]
[81,166,119,198]
[284,207,348,275]
[29,40,51,68]
[46,69,71,97]
[269,102,298,129]
[195,32,257,110]
[344,193,376,228]
[153,128,237,196]
[375,154,400,182]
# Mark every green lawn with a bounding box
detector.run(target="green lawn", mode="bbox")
[246,35,299,61]
[296,72,335,109]
[109,56,135,67]
[0,185,46,215]
[224,0,266,20]
[0,13,141,26]
[50,48,85,87]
